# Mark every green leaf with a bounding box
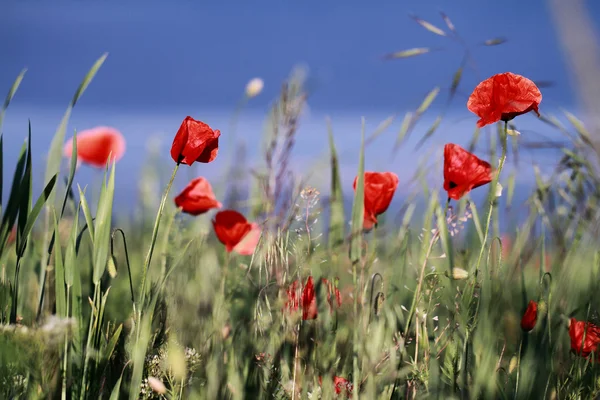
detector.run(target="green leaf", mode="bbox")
[0,68,27,131]
[103,323,122,363]
[52,208,67,317]
[78,185,95,243]
[0,140,27,251]
[327,118,345,249]
[61,130,78,217]
[93,162,116,284]
[108,376,123,400]
[16,123,33,255]
[384,47,431,59]
[410,15,446,36]
[16,174,58,258]
[435,197,454,275]
[64,202,80,287]
[349,118,366,264]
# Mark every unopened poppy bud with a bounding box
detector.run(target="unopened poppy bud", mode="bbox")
[147,377,167,394]
[107,256,118,278]
[495,183,503,198]
[520,300,538,332]
[245,78,264,98]
[222,324,231,340]
[451,267,469,280]
[508,356,518,374]
[537,300,547,320]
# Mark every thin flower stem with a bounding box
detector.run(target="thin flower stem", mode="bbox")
[138,163,180,314]
[291,322,300,400]
[514,337,523,399]
[473,121,508,274]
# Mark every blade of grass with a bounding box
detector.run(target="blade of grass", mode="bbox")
[327,118,345,250]
[16,122,33,256]
[52,208,67,317]
[0,68,27,132]
[93,161,116,284]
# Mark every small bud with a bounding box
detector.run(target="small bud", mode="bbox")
[147,377,166,394]
[245,78,264,98]
[506,129,521,136]
[495,182,503,198]
[451,267,469,280]
[508,356,518,374]
[107,256,117,278]
[222,324,231,340]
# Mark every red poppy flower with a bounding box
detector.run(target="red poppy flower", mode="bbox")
[174,177,222,216]
[321,278,342,313]
[170,116,220,165]
[353,172,399,230]
[333,376,353,397]
[569,318,600,359]
[520,300,538,332]
[212,210,261,255]
[443,143,493,200]
[467,72,542,128]
[302,276,318,320]
[63,127,126,168]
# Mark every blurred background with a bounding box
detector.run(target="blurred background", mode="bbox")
[1,0,599,210]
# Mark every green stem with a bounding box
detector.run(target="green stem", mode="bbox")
[138,163,179,314]
[62,286,70,400]
[473,121,508,274]
[352,256,360,400]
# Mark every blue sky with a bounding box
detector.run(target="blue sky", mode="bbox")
[1,0,599,209]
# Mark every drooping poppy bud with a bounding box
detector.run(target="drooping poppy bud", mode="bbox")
[443,143,492,200]
[170,116,220,165]
[467,72,542,128]
[520,300,538,332]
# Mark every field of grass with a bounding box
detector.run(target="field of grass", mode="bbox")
[2,14,600,400]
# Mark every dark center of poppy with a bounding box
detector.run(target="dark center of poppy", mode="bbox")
[449,181,458,189]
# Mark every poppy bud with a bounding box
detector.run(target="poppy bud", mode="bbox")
[245,78,264,98]
[495,183,503,198]
[147,377,167,394]
[520,300,538,332]
[450,267,469,280]
[508,356,518,374]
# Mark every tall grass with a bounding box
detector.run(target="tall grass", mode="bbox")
[2,12,600,400]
